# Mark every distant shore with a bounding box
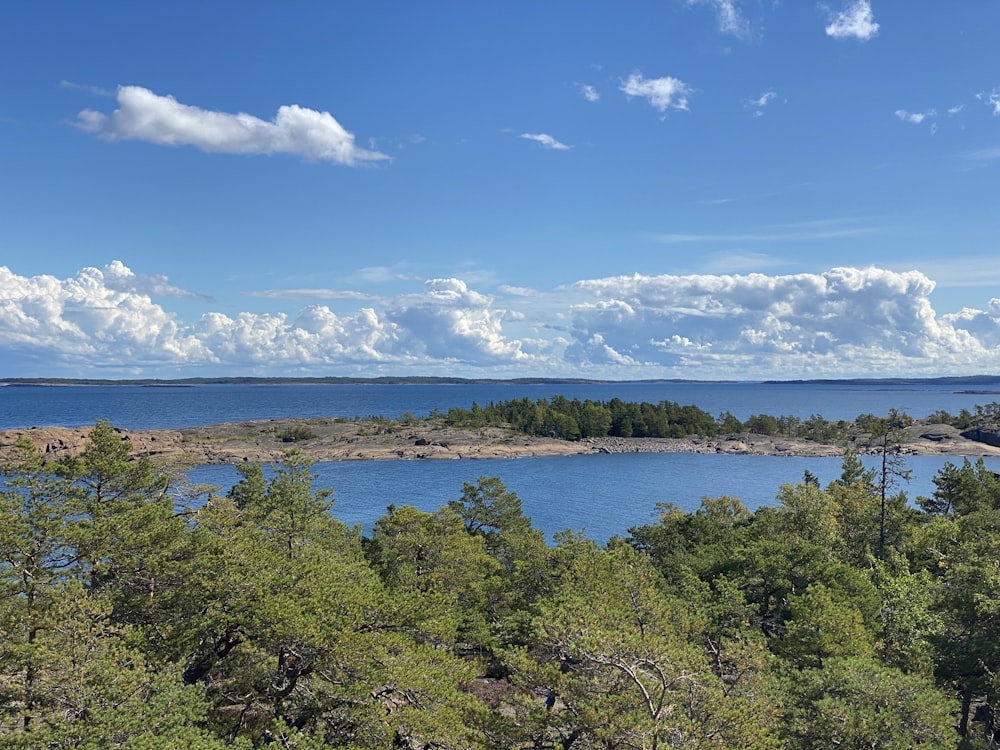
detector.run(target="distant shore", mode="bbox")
[2,416,1000,467]
[3,374,1000,388]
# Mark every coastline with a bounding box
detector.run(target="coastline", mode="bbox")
[3,417,1000,467]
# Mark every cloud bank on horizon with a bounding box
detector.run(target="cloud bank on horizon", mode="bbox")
[2,262,999,381]
[4,0,999,384]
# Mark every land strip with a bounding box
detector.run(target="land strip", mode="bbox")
[2,417,1000,467]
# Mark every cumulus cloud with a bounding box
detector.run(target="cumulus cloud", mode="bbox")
[100,260,209,299]
[621,72,693,113]
[385,278,528,363]
[686,0,751,38]
[564,267,984,373]
[74,85,388,166]
[519,132,571,150]
[0,263,213,367]
[577,83,600,103]
[825,1,879,41]
[4,263,1000,380]
[944,300,1000,348]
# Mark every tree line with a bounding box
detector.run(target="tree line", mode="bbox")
[3,419,1000,747]
[445,395,1000,442]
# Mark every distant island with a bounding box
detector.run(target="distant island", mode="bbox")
[3,395,1000,466]
[3,374,1000,387]
[2,376,710,386]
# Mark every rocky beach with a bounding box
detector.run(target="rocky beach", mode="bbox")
[2,416,1000,467]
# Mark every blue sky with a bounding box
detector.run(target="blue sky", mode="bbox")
[2,1,1000,380]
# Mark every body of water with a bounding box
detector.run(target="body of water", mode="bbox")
[5,381,999,542]
[187,451,987,544]
[2,380,997,430]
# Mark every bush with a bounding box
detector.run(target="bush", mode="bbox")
[276,425,317,442]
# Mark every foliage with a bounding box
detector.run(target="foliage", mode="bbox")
[8,413,1000,746]
[274,424,318,442]
[444,396,897,445]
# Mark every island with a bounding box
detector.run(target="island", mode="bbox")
[3,413,1000,466]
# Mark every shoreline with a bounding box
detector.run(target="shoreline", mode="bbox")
[3,417,1000,467]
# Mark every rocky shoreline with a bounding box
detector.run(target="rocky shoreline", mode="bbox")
[2,417,1000,467]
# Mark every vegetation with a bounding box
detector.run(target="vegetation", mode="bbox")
[5,417,1000,746]
[273,424,317,442]
[445,396,847,441]
[444,396,1000,447]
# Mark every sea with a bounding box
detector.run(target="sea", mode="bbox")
[4,380,1000,542]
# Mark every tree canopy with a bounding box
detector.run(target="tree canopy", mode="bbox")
[4,419,1000,747]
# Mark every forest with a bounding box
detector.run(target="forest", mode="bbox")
[444,395,1000,442]
[3,419,1000,748]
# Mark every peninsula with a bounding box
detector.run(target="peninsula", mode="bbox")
[2,415,1000,467]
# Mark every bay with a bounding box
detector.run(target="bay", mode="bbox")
[6,381,1000,543]
[185,449,1000,544]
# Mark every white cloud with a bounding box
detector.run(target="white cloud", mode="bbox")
[519,132,571,150]
[384,278,528,363]
[351,265,423,284]
[947,104,965,116]
[244,288,379,302]
[621,73,693,113]
[498,285,541,297]
[0,263,213,367]
[895,109,935,124]
[686,0,751,38]
[977,88,1000,116]
[825,1,879,41]
[5,263,1000,380]
[564,267,986,374]
[748,91,776,109]
[92,260,208,300]
[74,85,388,166]
[944,300,1000,347]
[745,90,777,117]
[577,83,600,103]
[59,80,113,97]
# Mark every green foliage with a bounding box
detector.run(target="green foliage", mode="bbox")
[367,504,499,649]
[869,550,942,674]
[781,657,955,749]
[778,582,875,667]
[919,457,1000,516]
[504,542,781,749]
[446,396,721,440]
[274,424,317,442]
[12,416,1000,746]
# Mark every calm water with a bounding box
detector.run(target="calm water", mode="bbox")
[2,380,997,430]
[186,452,989,543]
[5,381,999,542]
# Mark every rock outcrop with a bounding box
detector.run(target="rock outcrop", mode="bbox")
[960,425,1000,449]
[4,416,1000,468]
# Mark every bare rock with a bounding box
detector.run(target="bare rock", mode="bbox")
[961,426,1000,449]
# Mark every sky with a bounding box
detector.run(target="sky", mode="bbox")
[2,1,1000,381]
